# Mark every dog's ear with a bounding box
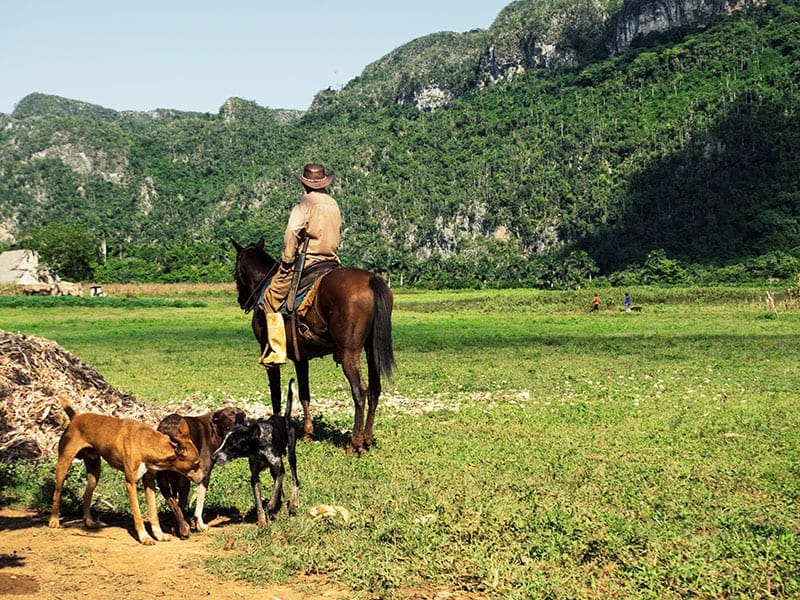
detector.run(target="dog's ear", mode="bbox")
[176,418,192,438]
[170,440,188,457]
[235,412,246,425]
[213,408,231,427]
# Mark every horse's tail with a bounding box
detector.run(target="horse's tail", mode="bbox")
[369,276,395,382]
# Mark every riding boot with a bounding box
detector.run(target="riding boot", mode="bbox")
[258,312,287,365]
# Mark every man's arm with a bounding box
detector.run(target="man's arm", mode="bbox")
[281,201,309,263]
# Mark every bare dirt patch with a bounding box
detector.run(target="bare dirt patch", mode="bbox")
[0,507,345,600]
[0,509,483,600]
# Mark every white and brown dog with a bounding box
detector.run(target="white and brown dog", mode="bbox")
[48,397,203,545]
[156,407,244,538]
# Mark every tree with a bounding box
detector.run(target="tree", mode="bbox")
[643,249,687,284]
[16,224,100,281]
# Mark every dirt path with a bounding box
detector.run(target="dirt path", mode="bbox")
[0,508,344,600]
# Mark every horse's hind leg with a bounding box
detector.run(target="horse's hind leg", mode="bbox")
[342,351,368,457]
[363,346,381,449]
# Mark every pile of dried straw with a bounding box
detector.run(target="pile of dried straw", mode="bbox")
[0,330,161,460]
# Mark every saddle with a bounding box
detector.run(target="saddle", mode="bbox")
[286,260,339,350]
[290,260,339,315]
[256,260,338,315]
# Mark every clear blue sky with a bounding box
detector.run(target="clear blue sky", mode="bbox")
[2,0,511,115]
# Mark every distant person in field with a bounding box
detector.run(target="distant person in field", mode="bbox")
[624,292,632,312]
[259,163,342,365]
[592,292,600,312]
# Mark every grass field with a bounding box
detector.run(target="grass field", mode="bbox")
[1,284,798,598]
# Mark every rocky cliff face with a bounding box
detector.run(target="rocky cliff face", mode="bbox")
[476,0,619,87]
[476,0,763,85]
[319,0,765,114]
[310,31,488,113]
[609,0,764,54]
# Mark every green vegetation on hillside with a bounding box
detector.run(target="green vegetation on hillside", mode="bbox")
[0,0,798,288]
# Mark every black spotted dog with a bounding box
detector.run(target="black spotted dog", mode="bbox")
[211,380,299,525]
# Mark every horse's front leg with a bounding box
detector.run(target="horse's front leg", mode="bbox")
[294,360,313,440]
[342,352,368,457]
[266,365,282,416]
[255,311,284,416]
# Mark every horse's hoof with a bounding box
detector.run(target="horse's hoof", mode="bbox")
[345,446,362,458]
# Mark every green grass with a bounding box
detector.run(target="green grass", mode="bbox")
[2,285,798,598]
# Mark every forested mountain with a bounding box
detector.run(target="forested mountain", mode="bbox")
[1,0,798,288]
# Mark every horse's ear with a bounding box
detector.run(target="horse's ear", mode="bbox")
[230,238,243,253]
[256,238,265,249]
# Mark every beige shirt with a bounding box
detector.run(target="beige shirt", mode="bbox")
[281,191,341,265]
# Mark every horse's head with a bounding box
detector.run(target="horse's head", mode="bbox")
[231,238,277,312]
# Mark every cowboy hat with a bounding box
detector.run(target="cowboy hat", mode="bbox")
[295,163,334,189]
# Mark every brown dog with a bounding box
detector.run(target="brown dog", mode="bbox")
[156,407,244,538]
[48,397,203,545]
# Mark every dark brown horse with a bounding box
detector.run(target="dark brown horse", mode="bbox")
[231,239,395,457]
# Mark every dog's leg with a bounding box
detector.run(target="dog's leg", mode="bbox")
[193,479,209,532]
[165,495,190,539]
[266,460,285,518]
[249,457,268,527]
[286,427,300,516]
[123,474,154,545]
[49,434,94,529]
[48,446,79,528]
[174,476,192,538]
[143,472,171,542]
[81,454,103,528]
[157,472,191,539]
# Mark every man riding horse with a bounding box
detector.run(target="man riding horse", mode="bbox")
[259,163,341,365]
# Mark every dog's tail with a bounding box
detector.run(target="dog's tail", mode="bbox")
[285,379,298,488]
[59,395,77,420]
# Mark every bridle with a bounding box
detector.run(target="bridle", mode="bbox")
[236,246,278,314]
